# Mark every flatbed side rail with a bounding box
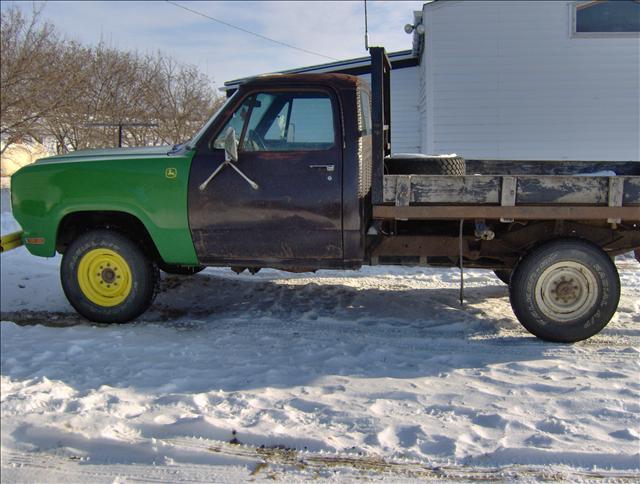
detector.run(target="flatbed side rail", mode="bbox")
[373,175,640,223]
[372,205,640,221]
[378,173,640,221]
[383,174,640,207]
[0,231,24,253]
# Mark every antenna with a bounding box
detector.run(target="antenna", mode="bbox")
[364,0,369,51]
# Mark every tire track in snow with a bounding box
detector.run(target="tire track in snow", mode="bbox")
[3,442,639,482]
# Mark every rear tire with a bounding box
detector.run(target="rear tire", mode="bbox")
[61,229,158,323]
[509,239,620,343]
[385,154,466,175]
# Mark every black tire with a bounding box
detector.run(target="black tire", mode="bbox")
[385,154,466,175]
[494,269,512,285]
[159,263,205,276]
[61,229,158,323]
[509,239,620,343]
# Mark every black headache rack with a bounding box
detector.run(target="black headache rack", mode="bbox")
[370,47,391,205]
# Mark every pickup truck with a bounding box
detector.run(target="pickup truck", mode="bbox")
[9,48,640,342]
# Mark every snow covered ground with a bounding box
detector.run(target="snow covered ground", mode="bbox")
[1,186,639,482]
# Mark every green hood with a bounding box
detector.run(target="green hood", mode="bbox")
[11,143,199,265]
[36,145,172,164]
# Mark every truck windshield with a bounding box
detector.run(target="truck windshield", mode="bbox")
[185,93,237,149]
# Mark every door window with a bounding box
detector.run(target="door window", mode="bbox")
[265,102,291,143]
[286,97,335,148]
[214,91,336,152]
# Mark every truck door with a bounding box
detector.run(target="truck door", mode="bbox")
[188,89,343,268]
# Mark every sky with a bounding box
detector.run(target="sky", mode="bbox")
[3,1,425,92]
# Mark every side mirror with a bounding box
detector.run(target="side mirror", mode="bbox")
[224,127,238,162]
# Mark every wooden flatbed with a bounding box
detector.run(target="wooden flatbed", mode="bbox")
[376,160,640,222]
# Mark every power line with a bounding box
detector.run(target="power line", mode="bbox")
[165,1,338,61]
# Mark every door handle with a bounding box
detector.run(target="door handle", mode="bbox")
[309,164,335,172]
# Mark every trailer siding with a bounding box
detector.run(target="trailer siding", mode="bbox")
[359,66,421,154]
[420,0,640,161]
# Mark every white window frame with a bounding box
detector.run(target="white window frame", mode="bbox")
[570,0,640,38]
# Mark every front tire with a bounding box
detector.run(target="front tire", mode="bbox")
[61,229,158,323]
[509,239,620,343]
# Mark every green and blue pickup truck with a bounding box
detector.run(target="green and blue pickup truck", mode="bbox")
[7,48,640,342]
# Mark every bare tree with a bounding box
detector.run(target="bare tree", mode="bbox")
[0,5,87,153]
[147,55,222,145]
[45,44,153,151]
[2,6,222,153]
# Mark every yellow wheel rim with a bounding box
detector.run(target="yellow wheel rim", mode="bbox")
[77,248,133,307]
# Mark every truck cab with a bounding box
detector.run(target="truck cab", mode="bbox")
[187,74,371,271]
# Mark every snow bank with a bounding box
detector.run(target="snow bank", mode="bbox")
[1,188,21,233]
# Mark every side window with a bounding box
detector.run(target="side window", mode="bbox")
[286,97,335,147]
[243,91,335,152]
[264,102,291,142]
[574,1,640,35]
[212,91,336,152]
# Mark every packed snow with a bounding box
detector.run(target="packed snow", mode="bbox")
[1,185,639,482]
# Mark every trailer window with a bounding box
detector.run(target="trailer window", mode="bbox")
[574,1,640,35]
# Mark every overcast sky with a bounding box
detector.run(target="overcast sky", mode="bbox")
[4,1,424,91]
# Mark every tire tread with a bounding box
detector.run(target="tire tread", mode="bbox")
[61,229,157,323]
[509,238,620,342]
